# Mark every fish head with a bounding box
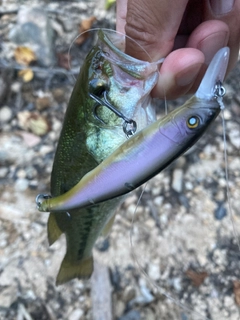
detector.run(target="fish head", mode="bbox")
[160,47,230,148]
[83,30,162,131]
[79,29,163,162]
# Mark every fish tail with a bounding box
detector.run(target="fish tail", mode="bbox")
[47,213,63,245]
[56,255,94,285]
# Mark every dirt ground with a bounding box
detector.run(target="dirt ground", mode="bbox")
[1,1,240,320]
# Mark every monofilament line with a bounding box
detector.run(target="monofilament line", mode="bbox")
[221,107,240,250]
[129,184,211,320]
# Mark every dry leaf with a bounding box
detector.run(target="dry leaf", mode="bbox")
[14,46,36,66]
[233,280,240,305]
[57,52,71,70]
[17,111,50,136]
[75,16,97,46]
[17,131,41,147]
[18,69,34,82]
[186,270,208,287]
[105,0,116,10]
[36,96,52,111]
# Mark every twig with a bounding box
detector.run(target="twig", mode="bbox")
[0,59,79,77]
[91,260,112,320]
[0,9,18,17]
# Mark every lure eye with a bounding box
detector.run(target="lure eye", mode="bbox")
[187,116,200,129]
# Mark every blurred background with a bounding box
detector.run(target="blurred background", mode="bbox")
[1,1,240,319]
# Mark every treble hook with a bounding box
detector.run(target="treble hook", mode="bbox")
[89,91,137,137]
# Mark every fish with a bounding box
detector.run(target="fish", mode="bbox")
[37,29,162,285]
[37,47,229,214]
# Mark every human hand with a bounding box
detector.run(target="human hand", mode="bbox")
[116,0,240,99]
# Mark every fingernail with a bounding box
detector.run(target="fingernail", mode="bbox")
[197,31,229,64]
[176,63,202,87]
[210,0,235,15]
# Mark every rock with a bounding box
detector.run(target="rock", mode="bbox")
[114,300,125,318]
[122,286,136,303]
[0,106,12,123]
[0,286,18,308]
[96,238,110,252]
[119,310,141,320]
[148,262,160,281]
[69,309,84,320]
[172,169,183,193]
[0,167,8,178]
[214,202,227,220]
[228,128,240,149]
[14,178,29,191]
[9,6,56,67]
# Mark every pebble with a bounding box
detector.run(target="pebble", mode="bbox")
[16,169,27,179]
[228,128,240,149]
[119,310,141,320]
[123,286,136,303]
[114,300,125,318]
[0,106,12,123]
[148,262,160,281]
[9,6,56,67]
[172,277,182,292]
[172,168,183,193]
[153,196,163,207]
[214,202,227,220]
[14,178,29,191]
[95,238,110,252]
[0,167,8,178]
[69,309,84,320]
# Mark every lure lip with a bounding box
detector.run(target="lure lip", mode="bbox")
[196,47,230,100]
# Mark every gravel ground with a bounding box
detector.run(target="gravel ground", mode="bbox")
[1,1,240,320]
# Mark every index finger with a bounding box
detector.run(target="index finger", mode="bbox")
[122,0,189,61]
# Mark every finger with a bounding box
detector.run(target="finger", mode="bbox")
[116,0,128,34]
[205,0,240,72]
[125,0,189,61]
[187,20,229,64]
[152,48,204,99]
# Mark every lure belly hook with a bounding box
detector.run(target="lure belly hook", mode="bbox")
[36,47,230,213]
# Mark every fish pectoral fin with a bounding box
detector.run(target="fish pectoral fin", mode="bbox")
[56,255,94,286]
[47,213,63,245]
[101,213,116,238]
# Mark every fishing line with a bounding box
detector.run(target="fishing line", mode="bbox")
[221,108,240,250]
[67,28,162,81]
[129,185,211,320]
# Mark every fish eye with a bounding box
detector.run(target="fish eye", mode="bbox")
[187,116,200,129]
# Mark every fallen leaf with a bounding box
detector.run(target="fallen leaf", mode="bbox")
[75,16,97,46]
[17,111,50,136]
[57,52,71,70]
[14,46,36,66]
[186,270,208,287]
[18,69,34,82]
[36,96,52,111]
[105,0,116,10]
[17,131,41,147]
[233,280,240,305]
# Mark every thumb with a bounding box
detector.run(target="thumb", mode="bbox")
[125,0,189,61]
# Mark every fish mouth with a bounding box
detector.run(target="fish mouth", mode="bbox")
[196,47,230,101]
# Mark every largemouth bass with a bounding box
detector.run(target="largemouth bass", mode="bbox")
[39,29,161,285]
[37,47,229,213]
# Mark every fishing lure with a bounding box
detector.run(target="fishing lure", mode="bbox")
[37,47,229,213]
[36,29,162,285]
